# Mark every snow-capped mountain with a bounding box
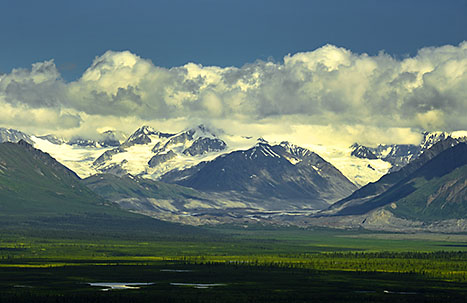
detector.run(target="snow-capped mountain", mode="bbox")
[0,127,33,144]
[37,130,126,148]
[420,131,451,150]
[325,137,461,216]
[161,140,358,209]
[93,124,229,178]
[305,144,393,187]
[351,143,419,172]
[3,125,465,189]
[350,131,467,172]
[68,130,126,148]
[320,138,466,233]
[31,136,113,178]
[28,130,128,178]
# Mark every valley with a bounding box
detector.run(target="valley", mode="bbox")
[1,125,467,302]
[1,5,466,301]
[1,227,467,302]
[0,126,466,230]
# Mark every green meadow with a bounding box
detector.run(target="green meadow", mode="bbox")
[1,226,467,302]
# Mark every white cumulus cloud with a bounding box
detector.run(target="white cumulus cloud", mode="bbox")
[0,42,466,146]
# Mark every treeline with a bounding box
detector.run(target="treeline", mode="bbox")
[175,251,467,282]
[322,251,467,260]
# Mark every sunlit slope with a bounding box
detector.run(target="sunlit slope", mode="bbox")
[385,143,467,221]
[0,140,112,216]
[334,143,467,221]
[0,140,199,236]
[326,138,459,214]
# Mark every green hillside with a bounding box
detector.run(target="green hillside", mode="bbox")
[387,143,467,221]
[0,141,200,238]
[336,143,467,222]
[0,141,111,216]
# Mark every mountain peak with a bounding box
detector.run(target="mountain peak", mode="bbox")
[350,144,378,160]
[185,124,219,138]
[194,124,209,132]
[136,125,157,135]
[17,139,33,148]
[122,125,168,147]
[420,131,451,150]
[277,141,315,159]
[0,127,33,144]
[161,138,357,208]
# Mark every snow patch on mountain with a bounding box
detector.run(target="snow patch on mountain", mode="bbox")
[0,128,33,144]
[9,125,466,189]
[31,136,112,178]
[305,144,392,187]
[93,125,231,179]
[349,131,467,175]
[419,131,450,151]
[450,131,467,141]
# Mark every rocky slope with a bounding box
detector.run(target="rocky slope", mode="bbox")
[161,141,358,210]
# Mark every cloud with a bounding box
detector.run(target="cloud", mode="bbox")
[0,42,466,145]
[0,99,81,134]
[0,60,67,108]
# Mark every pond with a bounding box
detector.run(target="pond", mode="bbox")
[88,282,154,291]
[160,269,193,272]
[170,283,226,289]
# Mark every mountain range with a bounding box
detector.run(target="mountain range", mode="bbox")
[92,125,229,179]
[0,125,466,231]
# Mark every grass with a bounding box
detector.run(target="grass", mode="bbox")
[2,226,467,260]
[1,226,467,302]
[1,259,467,302]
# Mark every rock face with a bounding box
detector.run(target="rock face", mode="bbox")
[93,148,125,166]
[325,141,466,221]
[148,150,177,168]
[350,144,378,160]
[98,130,123,147]
[161,141,357,210]
[182,137,227,156]
[151,125,227,156]
[68,137,101,147]
[121,126,173,148]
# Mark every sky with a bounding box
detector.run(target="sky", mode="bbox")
[0,0,466,147]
